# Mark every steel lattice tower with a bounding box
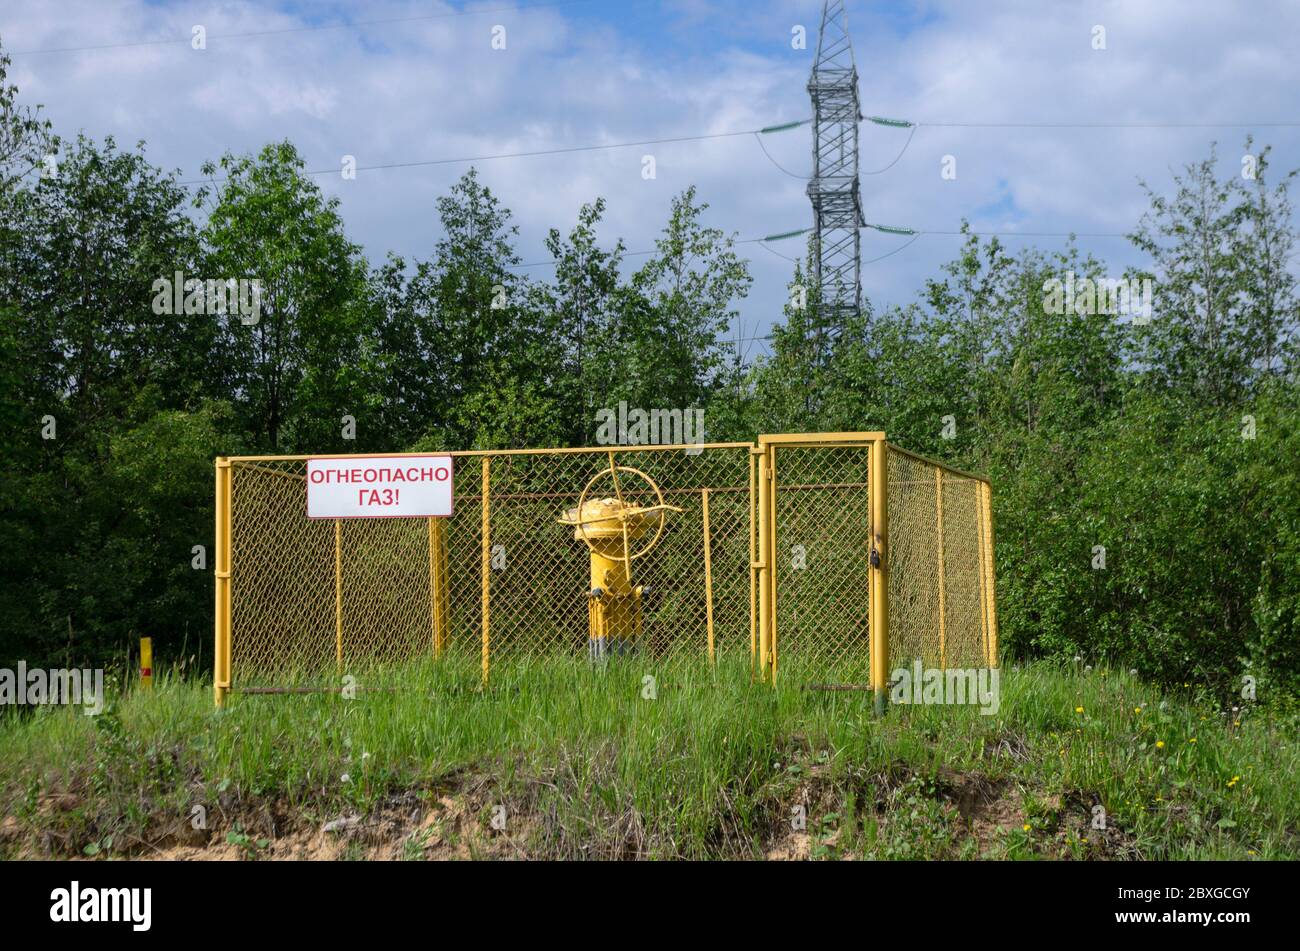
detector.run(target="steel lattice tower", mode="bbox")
[807,0,864,337]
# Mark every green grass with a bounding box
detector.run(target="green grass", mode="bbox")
[0,659,1295,860]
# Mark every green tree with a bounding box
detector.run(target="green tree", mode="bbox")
[536,197,626,444]
[1129,141,1300,406]
[198,141,375,451]
[376,168,556,450]
[622,186,752,423]
[0,42,57,194]
[0,131,212,667]
[751,257,838,433]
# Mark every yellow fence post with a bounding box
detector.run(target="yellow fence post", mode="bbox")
[434,517,444,657]
[334,519,343,671]
[139,636,153,690]
[935,467,947,670]
[980,480,1000,667]
[428,517,448,658]
[702,488,715,664]
[436,520,449,653]
[480,456,491,686]
[756,446,772,682]
[767,445,779,684]
[870,438,890,715]
[213,457,232,709]
[748,450,757,673]
[975,484,990,664]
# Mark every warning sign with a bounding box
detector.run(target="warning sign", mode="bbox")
[306,456,453,519]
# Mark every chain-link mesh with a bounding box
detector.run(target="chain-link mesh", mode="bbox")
[770,444,873,682]
[886,447,993,670]
[228,447,753,688]
[223,439,996,692]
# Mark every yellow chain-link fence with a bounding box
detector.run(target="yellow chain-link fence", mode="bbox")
[212,435,996,705]
[885,445,998,672]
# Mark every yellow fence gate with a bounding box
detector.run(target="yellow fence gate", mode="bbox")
[213,433,997,708]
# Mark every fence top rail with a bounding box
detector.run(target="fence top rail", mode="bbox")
[225,442,754,463]
[886,442,991,485]
[757,431,885,445]
[220,437,991,485]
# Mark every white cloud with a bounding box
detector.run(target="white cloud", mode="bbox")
[4,0,1298,348]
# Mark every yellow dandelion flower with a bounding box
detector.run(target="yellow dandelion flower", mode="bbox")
[1189,737,1197,744]
[1022,823,1031,832]
[1075,706,1084,714]
[1134,706,1142,714]
[1155,740,1165,748]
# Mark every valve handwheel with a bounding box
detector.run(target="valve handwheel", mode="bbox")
[571,462,682,564]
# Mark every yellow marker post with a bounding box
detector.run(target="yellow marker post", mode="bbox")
[139,637,153,690]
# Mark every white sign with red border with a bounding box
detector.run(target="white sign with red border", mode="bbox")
[306,455,454,519]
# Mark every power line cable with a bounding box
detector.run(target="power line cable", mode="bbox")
[506,223,963,274]
[861,123,918,174]
[863,233,921,262]
[177,121,808,186]
[756,239,800,264]
[920,120,1300,129]
[752,133,807,180]
[509,235,771,270]
[755,121,919,179]
[867,116,1300,130]
[167,110,1298,188]
[767,224,1134,241]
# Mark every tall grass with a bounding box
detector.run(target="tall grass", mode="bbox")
[0,659,1294,859]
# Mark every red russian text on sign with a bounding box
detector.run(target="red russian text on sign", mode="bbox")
[306,456,454,519]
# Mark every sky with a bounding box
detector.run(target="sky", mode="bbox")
[4,0,1299,361]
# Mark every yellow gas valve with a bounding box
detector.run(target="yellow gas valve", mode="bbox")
[558,464,680,660]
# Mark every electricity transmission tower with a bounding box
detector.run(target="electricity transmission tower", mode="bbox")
[807,0,864,340]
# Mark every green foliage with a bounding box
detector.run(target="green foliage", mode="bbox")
[739,150,1300,699]
[0,129,213,669]
[0,44,1296,702]
[197,141,375,451]
[0,46,58,192]
[0,661,1293,859]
